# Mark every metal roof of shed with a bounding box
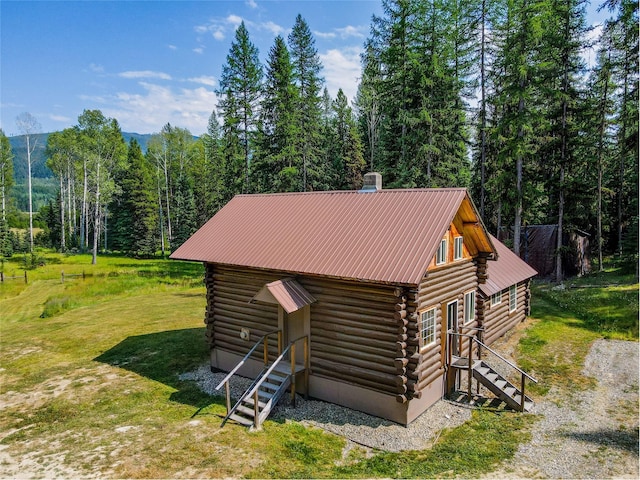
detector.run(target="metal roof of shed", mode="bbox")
[170,188,495,286]
[479,235,538,296]
[251,278,316,314]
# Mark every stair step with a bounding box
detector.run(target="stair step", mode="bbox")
[243,396,267,409]
[260,381,282,392]
[504,386,516,397]
[236,404,257,417]
[228,413,253,427]
[495,380,507,389]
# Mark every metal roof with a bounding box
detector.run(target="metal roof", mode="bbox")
[479,235,538,296]
[251,278,316,314]
[170,188,494,286]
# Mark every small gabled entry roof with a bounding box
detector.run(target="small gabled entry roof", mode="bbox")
[251,278,316,314]
[170,188,496,286]
[479,235,538,296]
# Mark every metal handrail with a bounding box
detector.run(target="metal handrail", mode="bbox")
[243,334,309,400]
[215,329,281,390]
[449,331,537,383]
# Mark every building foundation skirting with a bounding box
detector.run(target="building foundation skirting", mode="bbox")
[212,348,445,426]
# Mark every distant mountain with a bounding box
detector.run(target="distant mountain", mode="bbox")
[8,132,154,181]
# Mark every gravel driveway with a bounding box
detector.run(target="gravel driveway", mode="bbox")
[184,338,639,478]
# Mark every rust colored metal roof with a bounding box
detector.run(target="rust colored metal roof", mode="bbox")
[479,235,538,296]
[170,188,492,286]
[251,278,316,314]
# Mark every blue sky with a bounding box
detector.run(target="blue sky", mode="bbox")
[1,0,609,136]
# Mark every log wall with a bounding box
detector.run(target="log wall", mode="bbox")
[478,280,531,346]
[206,264,401,396]
[415,259,479,390]
[207,265,281,360]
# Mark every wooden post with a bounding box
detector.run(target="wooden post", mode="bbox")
[277,330,282,355]
[225,382,231,414]
[82,270,86,280]
[0,272,3,282]
[61,271,65,283]
[263,336,268,366]
[520,374,526,412]
[24,271,27,284]
[304,336,309,400]
[290,343,296,407]
[254,391,259,429]
[467,335,473,403]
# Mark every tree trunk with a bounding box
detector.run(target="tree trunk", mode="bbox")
[26,135,34,253]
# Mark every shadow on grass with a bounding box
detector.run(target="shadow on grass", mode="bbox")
[562,428,639,454]
[94,327,223,411]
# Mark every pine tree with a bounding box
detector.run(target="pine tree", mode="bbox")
[0,129,13,257]
[289,14,324,191]
[109,139,158,256]
[254,35,300,192]
[217,21,263,194]
[331,89,365,189]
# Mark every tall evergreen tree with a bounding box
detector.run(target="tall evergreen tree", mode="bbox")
[254,35,301,192]
[0,129,13,257]
[289,14,324,191]
[217,21,263,194]
[109,139,158,256]
[330,89,365,189]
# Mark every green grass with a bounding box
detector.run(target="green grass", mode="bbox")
[2,251,634,477]
[516,264,638,397]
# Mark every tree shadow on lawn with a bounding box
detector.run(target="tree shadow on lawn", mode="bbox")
[94,327,224,411]
[562,428,640,454]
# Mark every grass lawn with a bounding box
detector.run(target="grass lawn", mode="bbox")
[0,251,636,477]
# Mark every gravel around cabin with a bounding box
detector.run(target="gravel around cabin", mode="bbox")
[183,338,639,479]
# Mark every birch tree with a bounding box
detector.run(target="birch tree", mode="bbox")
[15,112,41,253]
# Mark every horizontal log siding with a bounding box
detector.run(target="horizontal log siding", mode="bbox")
[303,277,400,396]
[480,281,530,346]
[211,266,281,359]
[416,259,478,388]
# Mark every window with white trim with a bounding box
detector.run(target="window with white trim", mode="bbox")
[454,236,463,260]
[436,239,447,265]
[464,290,475,323]
[420,308,437,347]
[491,291,502,306]
[509,285,517,312]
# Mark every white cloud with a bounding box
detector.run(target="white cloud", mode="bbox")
[89,63,105,73]
[262,20,285,36]
[319,47,362,103]
[195,15,285,43]
[49,114,73,123]
[314,25,366,40]
[582,23,604,69]
[246,0,258,9]
[188,76,217,87]
[193,47,204,54]
[168,44,178,51]
[102,82,217,134]
[227,14,243,26]
[119,70,172,80]
[314,30,337,39]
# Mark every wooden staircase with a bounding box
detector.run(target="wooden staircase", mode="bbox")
[448,330,537,412]
[472,360,534,411]
[215,330,309,430]
[223,364,292,428]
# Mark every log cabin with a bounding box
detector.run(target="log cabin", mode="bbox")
[171,173,537,427]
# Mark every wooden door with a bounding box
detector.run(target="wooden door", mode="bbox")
[447,300,459,356]
[285,306,309,365]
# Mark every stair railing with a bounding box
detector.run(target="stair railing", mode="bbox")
[215,329,282,416]
[241,334,309,429]
[448,331,538,412]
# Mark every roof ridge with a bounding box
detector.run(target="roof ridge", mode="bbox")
[236,187,468,198]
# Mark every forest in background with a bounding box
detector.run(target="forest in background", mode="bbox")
[0,0,637,279]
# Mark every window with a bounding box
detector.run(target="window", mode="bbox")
[454,236,463,260]
[436,239,447,265]
[509,285,517,312]
[491,291,502,306]
[420,308,437,347]
[464,291,475,323]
